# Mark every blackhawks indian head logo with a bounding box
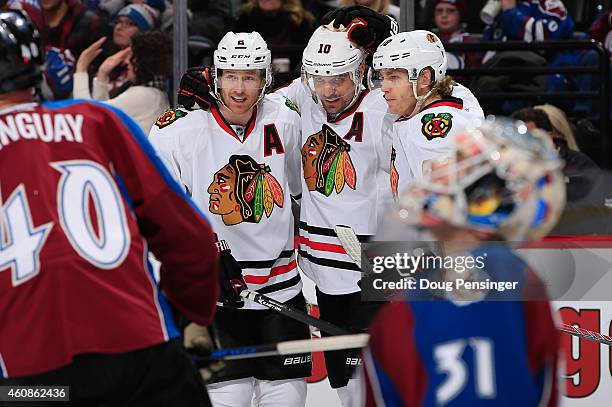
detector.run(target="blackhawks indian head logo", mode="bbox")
[302,125,356,196]
[421,112,453,140]
[207,155,284,226]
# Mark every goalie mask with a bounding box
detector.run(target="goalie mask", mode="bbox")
[212,32,272,112]
[372,30,448,117]
[395,117,566,242]
[302,25,366,121]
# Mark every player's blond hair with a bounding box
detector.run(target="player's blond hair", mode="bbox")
[431,75,455,99]
[534,104,580,151]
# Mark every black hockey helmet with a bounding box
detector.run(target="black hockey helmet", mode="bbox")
[0,9,43,94]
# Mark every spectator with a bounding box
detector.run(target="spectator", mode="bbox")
[98,0,172,30]
[4,0,43,29]
[234,0,315,72]
[74,30,171,133]
[341,0,400,21]
[558,7,612,118]
[511,107,612,235]
[534,104,580,151]
[94,3,160,98]
[39,0,106,100]
[306,0,340,26]
[188,0,235,44]
[588,7,612,56]
[474,0,574,114]
[481,0,574,47]
[431,0,479,82]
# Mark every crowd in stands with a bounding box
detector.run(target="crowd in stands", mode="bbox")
[1,0,611,233]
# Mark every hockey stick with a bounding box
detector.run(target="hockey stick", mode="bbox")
[194,324,612,364]
[196,333,370,363]
[240,289,351,336]
[334,224,374,274]
[559,323,612,346]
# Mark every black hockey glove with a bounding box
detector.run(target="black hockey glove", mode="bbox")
[321,5,399,54]
[177,66,216,111]
[216,235,247,309]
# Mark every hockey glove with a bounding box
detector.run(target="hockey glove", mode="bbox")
[177,66,216,111]
[184,322,225,382]
[216,235,247,309]
[44,47,76,100]
[321,5,399,54]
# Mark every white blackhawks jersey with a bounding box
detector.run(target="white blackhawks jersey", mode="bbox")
[278,80,395,295]
[148,93,303,309]
[391,83,485,199]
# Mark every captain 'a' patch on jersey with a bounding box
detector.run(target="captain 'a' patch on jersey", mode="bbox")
[209,154,284,226]
[276,80,395,295]
[154,108,188,129]
[302,125,356,197]
[148,93,303,308]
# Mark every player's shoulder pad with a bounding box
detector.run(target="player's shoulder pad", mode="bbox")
[261,93,301,123]
[153,108,191,130]
[413,103,458,141]
[44,99,140,134]
[149,107,209,139]
[451,84,485,119]
[365,88,392,113]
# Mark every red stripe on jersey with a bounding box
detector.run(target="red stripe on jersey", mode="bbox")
[522,269,560,407]
[331,90,370,123]
[243,259,297,284]
[425,100,463,110]
[210,105,258,142]
[366,301,428,406]
[299,235,347,254]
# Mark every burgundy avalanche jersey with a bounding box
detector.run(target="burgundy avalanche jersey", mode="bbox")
[0,100,218,378]
[362,245,561,407]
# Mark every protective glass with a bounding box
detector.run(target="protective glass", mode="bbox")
[302,71,359,109]
[216,69,267,90]
[371,68,418,90]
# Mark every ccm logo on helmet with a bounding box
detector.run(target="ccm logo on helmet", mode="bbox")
[231,55,250,59]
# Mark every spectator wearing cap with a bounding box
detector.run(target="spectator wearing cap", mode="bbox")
[90,3,159,98]
[74,30,171,133]
[98,0,173,30]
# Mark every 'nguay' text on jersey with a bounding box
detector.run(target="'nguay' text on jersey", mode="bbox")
[0,113,84,149]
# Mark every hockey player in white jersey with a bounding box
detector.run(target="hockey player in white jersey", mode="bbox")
[149,32,310,407]
[371,30,485,199]
[275,22,396,405]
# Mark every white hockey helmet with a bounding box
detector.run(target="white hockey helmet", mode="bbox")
[301,25,366,116]
[394,117,566,242]
[212,31,272,108]
[373,30,448,82]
